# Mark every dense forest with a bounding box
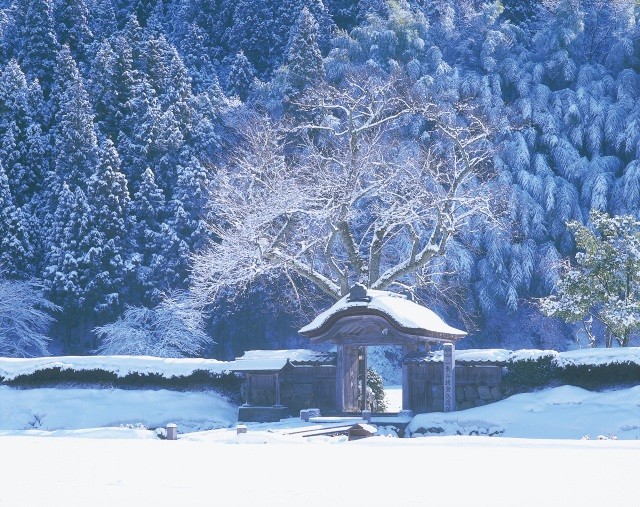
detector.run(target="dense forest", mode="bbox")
[1,0,639,357]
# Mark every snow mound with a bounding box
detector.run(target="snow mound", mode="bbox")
[407,385,640,440]
[0,385,237,432]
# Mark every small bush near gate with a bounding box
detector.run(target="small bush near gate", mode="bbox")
[367,367,387,412]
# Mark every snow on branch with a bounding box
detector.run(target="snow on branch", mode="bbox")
[0,276,58,357]
[192,71,502,306]
[95,293,213,357]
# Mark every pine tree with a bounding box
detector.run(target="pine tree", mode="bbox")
[117,76,163,186]
[83,139,131,319]
[226,0,304,76]
[540,210,640,347]
[12,0,59,96]
[50,46,99,191]
[43,183,92,351]
[169,154,211,252]
[128,167,166,305]
[53,0,93,62]
[89,0,118,41]
[227,51,255,101]
[90,36,141,140]
[142,33,192,111]
[285,8,324,94]
[0,60,48,207]
[0,162,34,278]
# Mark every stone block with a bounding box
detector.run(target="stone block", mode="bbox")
[166,423,177,440]
[478,386,492,401]
[431,399,444,412]
[456,386,465,403]
[464,386,478,402]
[459,401,474,410]
[474,399,487,407]
[238,405,289,423]
[491,386,502,400]
[308,408,321,418]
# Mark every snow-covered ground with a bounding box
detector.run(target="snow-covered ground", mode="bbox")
[0,385,237,433]
[1,431,638,506]
[384,384,402,412]
[1,383,640,506]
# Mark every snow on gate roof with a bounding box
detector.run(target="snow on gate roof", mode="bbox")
[298,285,467,341]
[228,349,336,372]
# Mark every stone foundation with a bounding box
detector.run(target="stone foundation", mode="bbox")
[238,405,289,423]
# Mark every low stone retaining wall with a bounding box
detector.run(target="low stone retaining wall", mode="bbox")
[408,363,504,412]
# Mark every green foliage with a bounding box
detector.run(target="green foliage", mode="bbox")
[504,351,640,393]
[539,210,640,347]
[366,366,387,412]
[556,362,640,390]
[503,355,557,395]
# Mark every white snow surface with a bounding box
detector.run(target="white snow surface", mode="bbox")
[3,352,640,505]
[299,289,467,337]
[0,355,231,380]
[0,385,237,432]
[1,385,640,506]
[553,346,640,366]
[425,346,640,366]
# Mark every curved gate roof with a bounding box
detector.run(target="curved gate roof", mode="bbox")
[299,285,467,342]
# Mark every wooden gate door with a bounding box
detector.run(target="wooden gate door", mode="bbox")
[342,345,360,412]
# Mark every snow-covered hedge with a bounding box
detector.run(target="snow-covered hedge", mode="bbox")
[0,356,231,382]
[429,347,640,390]
[428,347,640,367]
[0,356,243,401]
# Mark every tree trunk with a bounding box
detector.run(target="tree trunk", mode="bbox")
[604,329,613,348]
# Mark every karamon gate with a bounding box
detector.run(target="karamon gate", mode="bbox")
[298,284,467,414]
[236,284,468,422]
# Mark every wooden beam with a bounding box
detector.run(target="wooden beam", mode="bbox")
[274,372,282,407]
[336,344,345,413]
[443,343,455,412]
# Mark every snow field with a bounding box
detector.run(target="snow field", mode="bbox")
[1,435,639,506]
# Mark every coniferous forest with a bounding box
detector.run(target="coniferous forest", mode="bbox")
[1,0,640,358]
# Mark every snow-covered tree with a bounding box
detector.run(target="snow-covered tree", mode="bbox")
[84,139,131,318]
[53,0,93,62]
[0,161,35,278]
[284,8,324,95]
[0,60,48,207]
[12,0,59,96]
[94,293,212,357]
[50,46,99,190]
[0,275,58,357]
[191,73,500,305]
[227,51,255,102]
[128,167,189,306]
[539,210,640,347]
[42,183,93,350]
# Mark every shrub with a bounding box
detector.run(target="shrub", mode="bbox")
[367,367,387,412]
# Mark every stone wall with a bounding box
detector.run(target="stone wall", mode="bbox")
[408,363,504,413]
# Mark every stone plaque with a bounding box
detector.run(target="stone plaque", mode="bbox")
[443,343,455,412]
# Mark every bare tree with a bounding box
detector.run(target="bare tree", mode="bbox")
[191,72,501,305]
[0,276,58,357]
[94,293,213,357]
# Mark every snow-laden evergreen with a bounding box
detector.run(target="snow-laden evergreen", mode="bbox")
[2,0,640,354]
